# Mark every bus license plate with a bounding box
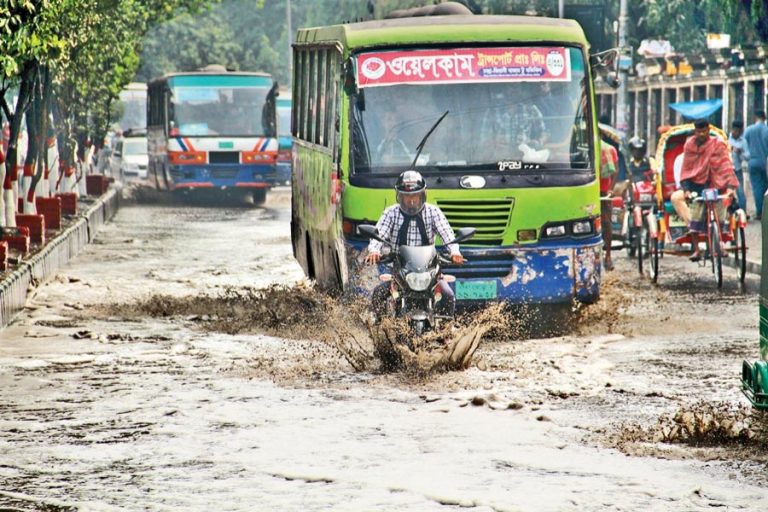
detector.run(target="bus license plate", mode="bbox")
[456,280,497,300]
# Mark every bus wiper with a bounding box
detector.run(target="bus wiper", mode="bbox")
[411,110,449,168]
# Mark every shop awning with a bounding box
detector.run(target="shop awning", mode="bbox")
[668,98,723,120]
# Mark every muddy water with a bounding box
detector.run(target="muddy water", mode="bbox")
[1,188,767,510]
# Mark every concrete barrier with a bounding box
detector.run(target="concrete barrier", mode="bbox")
[0,189,120,328]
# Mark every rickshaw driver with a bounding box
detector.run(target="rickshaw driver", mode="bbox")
[670,119,739,262]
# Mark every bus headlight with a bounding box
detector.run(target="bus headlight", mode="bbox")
[405,271,432,291]
[544,224,566,237]
[572,220,593,235]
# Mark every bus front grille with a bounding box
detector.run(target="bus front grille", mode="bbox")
[442,253,514,278]
[436,198,513,246]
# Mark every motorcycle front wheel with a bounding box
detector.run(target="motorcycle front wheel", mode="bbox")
[411,319,425,337]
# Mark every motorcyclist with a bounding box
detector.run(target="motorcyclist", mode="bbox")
[365,170,465,317]
[626,136,656,183]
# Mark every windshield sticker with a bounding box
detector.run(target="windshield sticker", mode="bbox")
[357,47,571,87]
[498,160,541,171]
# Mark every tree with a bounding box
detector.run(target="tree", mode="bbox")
[0,0,218,226]
[727,0,768,42]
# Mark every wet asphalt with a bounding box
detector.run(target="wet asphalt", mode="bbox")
[0,188,766,511]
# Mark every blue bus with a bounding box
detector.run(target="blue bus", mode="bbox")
[147,65,279,203]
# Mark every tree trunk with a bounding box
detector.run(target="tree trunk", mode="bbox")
[2,62,35,227]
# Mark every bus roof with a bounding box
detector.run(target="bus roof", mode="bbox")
[148,70,272,88]
[295,15,588,51]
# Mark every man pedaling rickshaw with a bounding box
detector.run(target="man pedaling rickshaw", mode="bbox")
[669,119,739,262]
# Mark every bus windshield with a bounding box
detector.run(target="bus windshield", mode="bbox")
[351,47,590,174]
[169,85,270,137]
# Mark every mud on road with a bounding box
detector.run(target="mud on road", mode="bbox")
[0,187,766,510]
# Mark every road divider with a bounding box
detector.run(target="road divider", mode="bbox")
[0,188,121,328]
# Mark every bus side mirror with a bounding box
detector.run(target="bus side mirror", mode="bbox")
[590,48,621,90]
[264,82,279,136]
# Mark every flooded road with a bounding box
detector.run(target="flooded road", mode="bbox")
[1,188,767,511]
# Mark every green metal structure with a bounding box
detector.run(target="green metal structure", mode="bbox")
[742,195,768,408]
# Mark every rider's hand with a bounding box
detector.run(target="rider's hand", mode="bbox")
[725,188,736,197]
[451,253,465,264]
[365,251,381,265]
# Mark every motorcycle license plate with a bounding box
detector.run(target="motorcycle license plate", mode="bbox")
[456,280,497,300]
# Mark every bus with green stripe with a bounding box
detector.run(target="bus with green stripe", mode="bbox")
[290,14,605,305]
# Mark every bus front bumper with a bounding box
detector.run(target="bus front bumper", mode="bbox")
[169,163,276,189]
[347,238,602,305]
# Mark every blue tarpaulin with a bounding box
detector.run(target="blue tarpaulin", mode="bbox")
[668,99,723,120]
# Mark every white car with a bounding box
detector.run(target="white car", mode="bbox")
[111,136,148,179]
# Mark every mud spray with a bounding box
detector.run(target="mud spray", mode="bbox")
[605,400,768,465]
[101,268,641,377]
[122,182,292,209]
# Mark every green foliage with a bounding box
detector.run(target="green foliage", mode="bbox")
[137,0,371,85]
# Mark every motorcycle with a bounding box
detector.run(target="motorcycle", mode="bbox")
[359,224,475,336]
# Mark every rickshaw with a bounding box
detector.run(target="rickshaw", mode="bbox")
[742,195,767,409]
[599,123,657,276]
[652,123,748,287]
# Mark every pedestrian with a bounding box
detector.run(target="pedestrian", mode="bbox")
[599,140,618,271]
[727,119,749,214]
[670,119,738,261]
[743,110,768,220]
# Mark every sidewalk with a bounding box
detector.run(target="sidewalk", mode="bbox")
[743,218,761,274]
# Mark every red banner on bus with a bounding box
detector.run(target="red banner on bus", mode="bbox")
[356,47,571,87]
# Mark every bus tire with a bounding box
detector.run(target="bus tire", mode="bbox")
[252,189,267,205]
[305,232,316,280]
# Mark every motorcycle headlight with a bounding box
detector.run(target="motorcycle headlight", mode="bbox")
[405,271,433,291]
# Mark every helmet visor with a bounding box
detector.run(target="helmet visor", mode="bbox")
[397,191,425,216]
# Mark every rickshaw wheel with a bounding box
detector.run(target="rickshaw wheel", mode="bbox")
[636,226,644,275]
[736,226,747,283]
[709,219,723,288]
[649,234,659,283]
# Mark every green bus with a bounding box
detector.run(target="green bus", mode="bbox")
[290,14,604,304]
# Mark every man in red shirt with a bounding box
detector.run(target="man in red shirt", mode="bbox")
[670,119,739,261]
[600,141,618,270]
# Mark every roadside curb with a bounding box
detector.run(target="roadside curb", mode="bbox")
[0,189,121,328]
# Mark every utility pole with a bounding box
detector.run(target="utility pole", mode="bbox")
[286,0,293,81]
[558,0,564,18]
[616,0,629,137]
